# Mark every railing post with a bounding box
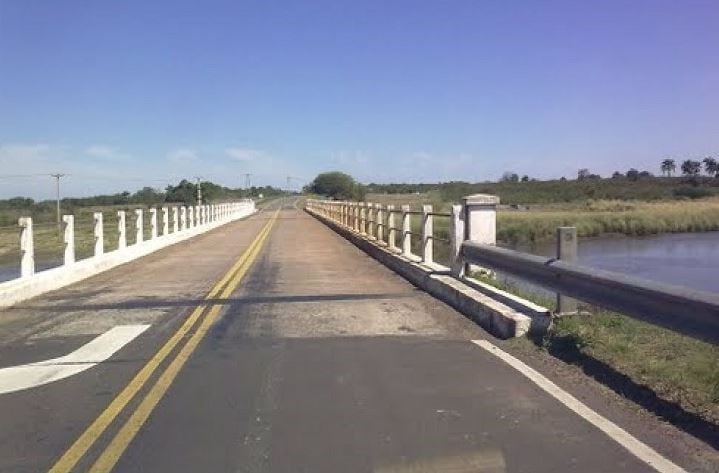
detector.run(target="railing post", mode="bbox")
[359,203,366,235]
[353,203,359,231]
[162,207,169,236]
[422,205,433,263]
[118,211,127,249]
[18,217,34,278]
[180,206,187,231]
[149,208,158,239]
[387,205,396,251]
[188,205,194,228]
[556,226,579,315]
[135,209,143,243]
[376,204,384,242]
[172,207,179,233]
[367,203,375,238]
[94,212,104,256]
[63,215,75,265]
[449,205,465,277]
[195,206,201,226]
[401,205,411,256]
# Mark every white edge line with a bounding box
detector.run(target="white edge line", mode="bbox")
[471,339,686,473]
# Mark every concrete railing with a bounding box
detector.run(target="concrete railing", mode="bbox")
[306,196,719,345]
[0,200,256,308]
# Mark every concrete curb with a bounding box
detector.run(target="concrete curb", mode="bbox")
[306,207,551,339]
[0,207,257,309]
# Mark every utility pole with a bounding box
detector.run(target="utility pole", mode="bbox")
[286,176,291,192]
[243,173,252,190]
[51,173,65,235]
[195,177,202,205]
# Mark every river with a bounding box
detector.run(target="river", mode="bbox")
[509,231,719,294]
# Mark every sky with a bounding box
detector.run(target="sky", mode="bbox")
[1,0,718,199]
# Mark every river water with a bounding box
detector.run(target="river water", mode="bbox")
[510,231,719,294]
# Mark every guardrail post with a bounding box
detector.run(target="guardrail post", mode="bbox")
[449,205,464,277]
[135,209,144,243]
[401,205,411,256]
[353,203,359,231]
[180,206,187,231]
[188,205,194,228]
[387,205,396,250]
[422,205,433,263]
[118,211,127,249]
[376,204,384,242]
[18,217,34,278]
[63,215,75,265]
[94,212,104,256]
[359,203,366,235]
[172,207,179,233]
[162,207,169,235]
[150,208,158,239]
[556,226,579,315]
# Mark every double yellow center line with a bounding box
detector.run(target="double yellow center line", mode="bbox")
[50,208,280,473]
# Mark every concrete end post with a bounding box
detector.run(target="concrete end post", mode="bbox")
[18,217,35,278]
[462,194,499,274]
[135,209,144,243]
[62,215,75,265]
[162,207,169,236]
[117,211,127,249]
[556,226,578,315]
[449,205,465,277]
[401,205,412,256]
[149,208,158,239]
[422,204,433,263]
[93,212,104,256]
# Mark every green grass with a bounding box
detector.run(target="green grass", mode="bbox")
[473,273,719,425]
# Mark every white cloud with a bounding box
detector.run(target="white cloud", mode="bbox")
[167,148,199,164]
[225,147,263,161]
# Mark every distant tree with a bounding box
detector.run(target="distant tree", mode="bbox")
[305,171,365,200]
[611,171,623,179]
[681,159,702,185]
[577,168,591,181]
[626,168,640,181]
[500,172,519,183]
[520,175,529,182]
[165,179,198,204]
[130,186,165,205]
[703,157,718,177]
[638,170,653,178]
[661,158,676,177]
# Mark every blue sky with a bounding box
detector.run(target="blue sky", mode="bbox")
[1,0,718,199]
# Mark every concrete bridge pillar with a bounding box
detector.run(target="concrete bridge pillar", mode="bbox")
[118,211,127,249]
[462,194,498,245]
[94,212,104,256]
[63,215,75,265]
[135,209,144,243]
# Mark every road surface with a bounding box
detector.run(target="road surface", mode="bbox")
[0,198,715,472]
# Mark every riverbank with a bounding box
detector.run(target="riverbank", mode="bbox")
[475,274,719,428]
[498,198,719,244]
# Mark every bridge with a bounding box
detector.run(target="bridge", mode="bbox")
[0,197,715,472]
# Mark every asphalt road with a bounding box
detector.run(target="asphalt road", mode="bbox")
[0,198,714,472]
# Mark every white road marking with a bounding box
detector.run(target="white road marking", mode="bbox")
[471,339,686,473]
[0,325,150,395]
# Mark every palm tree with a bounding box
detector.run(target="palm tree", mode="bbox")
[681,160,702,185]
[703,156,718,177]
[660,158,676,177]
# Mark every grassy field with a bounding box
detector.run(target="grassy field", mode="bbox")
[475,274,719,426]
[365,192,719,245]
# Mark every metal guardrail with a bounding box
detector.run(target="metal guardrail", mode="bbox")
[461,242,719,345]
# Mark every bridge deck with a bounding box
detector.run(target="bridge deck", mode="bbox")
[0,199,711,472]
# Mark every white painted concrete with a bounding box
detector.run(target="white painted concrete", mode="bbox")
[0,325,150,395]
[94,212,104,257]
[19,217,34,278]
[472,339,686,473]
[63,215,75,265]
[0,201,256,308]
[117,211,127,249]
